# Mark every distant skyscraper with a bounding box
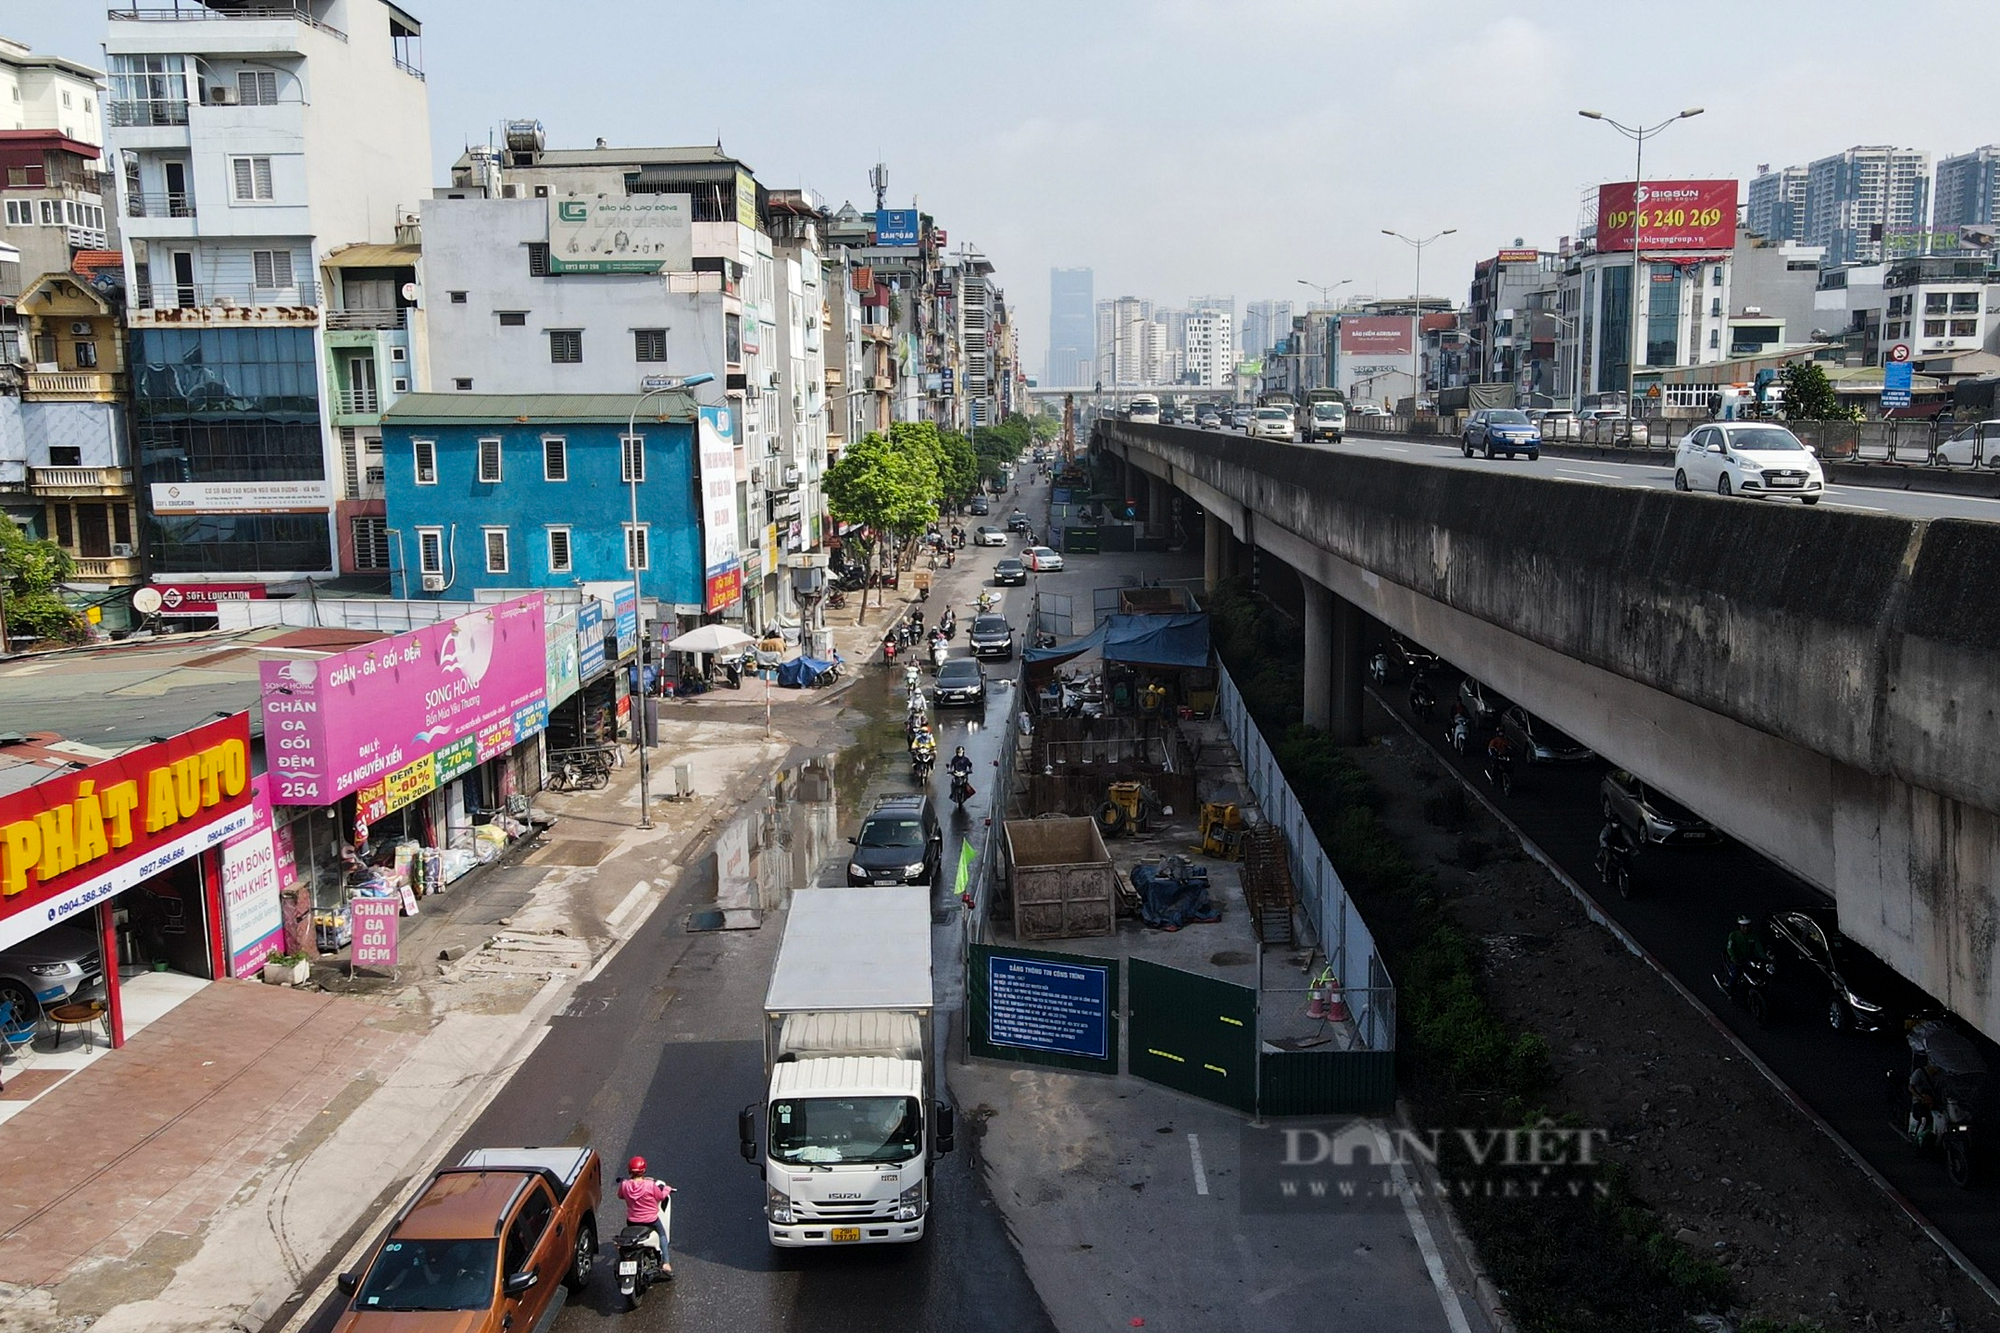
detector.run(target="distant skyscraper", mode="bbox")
[1803,146,1930,265]
[1934,146,2000,233]
[1045,267,1094,385]
[1184,312,1234,389]
[1746,165,1808,243]
[1243,300,1294,358]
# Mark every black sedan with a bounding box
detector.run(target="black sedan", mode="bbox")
[934,658,986,706]
[968,497,991,516]
[1764,906,1937,1034]
[1006,510,1031,532]
[993,558,1027,586]
[968,614,1015,660]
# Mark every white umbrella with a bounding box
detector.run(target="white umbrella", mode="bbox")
[665,624,755,654]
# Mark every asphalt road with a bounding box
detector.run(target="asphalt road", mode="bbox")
[1180,423,2000,524]
[1368,666,2000,1289]
[301,613,1049,1332]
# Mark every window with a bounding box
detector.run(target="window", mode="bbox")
[230,155,274,201]
[1709,298,1721,317]
[547,526,572,573]
[1924,319,1947,337]
[351,515,389,570]
[236,70,278,105]
[621,434,644,482]
[417,526,444,575]
[624,523,649,571]
[1950,319,1979,338]
[503,1187,556,1278]
[38,199,56,225]
[454,377,473,391]
[527,242,550,277]
[1925,293,1949,314]
[1708,329,1720,348]
[1951,293,1979,313]
[477,437,503,483]
[413,438,437,484]
[549,330,582,363]
[483,527,509,574]
[1711,266,1724,287]
[53,505,73,548]
[3,199,30,227]
[448,290,468,304]
[49,446,82,467]
[634,328,667,362]
[252,249,294,290]
[542,436,567,481]
[74,341,98,369]
[497,310,526,326]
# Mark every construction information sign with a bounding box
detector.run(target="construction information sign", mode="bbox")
[987,953,1111,1060]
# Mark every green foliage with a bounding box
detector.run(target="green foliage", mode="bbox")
[1778,360,1855,422]
[937,430,980,501]
[822,424,943,541]
[0,520,86,646]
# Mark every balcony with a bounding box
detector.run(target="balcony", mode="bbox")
[132,278,320,323]
[325,306,405,331]
[108,99,190,129]
[108,6,347,42]
[69,554,145,583]
[25,371,122,401]
[126,191,196,220]
[31,467,135,497]
[336,387,380,415]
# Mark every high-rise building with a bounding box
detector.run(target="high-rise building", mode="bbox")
[1802,146,1930,266]
[1184,311,1234,389]
[1045,266,1093,385]
[1934,146,2000,232]
[1243,299,1293,358]
[1099,295,1151,385]
[109,0,434,582]
[1746,164,1808,243]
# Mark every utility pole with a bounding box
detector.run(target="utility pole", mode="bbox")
[1381,230,1456,413]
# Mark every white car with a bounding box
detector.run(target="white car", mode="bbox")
[1023,546,1064,572]
[973,525,1008,546]
[1674,422,1824,504]
[1934,420,2000,468]
[1249,407,1297,440]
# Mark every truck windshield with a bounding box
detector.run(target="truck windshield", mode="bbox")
[355,1238,497,1312]
[770,1096,924,1165]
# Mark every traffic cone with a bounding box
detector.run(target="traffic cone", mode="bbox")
[1324,973,1350,1023]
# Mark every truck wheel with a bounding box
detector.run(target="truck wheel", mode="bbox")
[565,1217,597,1291]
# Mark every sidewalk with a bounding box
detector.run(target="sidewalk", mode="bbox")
[0,699,833,1333]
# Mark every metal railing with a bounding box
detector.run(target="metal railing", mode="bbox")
[336,388,380,415]
[107,98,190,128]
[325,306,405,331]
[125,191,196,219]
[134,278,321,311]
[393,57,424,80]
[109,6,348,41]
[30,467,132,492]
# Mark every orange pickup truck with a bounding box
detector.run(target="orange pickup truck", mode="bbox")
[333,1147,602,1333]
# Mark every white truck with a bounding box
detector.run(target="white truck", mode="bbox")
[737,886,953,1247]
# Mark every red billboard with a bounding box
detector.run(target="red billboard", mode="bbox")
[149,582,268,618]
[1339,316,1415,359]
[1594,180,1736,252]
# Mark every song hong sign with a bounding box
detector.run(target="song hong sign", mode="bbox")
[0,713,255,951]
[1594,180,1737,252]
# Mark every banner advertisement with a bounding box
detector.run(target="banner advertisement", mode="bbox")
[1339,316,1416,358]
[221,775,288,978]
[875,208,919,246]
[0,713,255,951]
[148,583,268,617]
[351,897,399,969]
[1493,248,1542,264]
[1594,180,1737,252]
[698,405,744,611]
[149,481,332,514]
[613,588,639,659]
[545,610,580,707]
[547,194,692,274]
[259,595,547,806]
[577,601,606,680]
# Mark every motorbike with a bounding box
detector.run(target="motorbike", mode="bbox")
[977,591,999,613]
[930,636,950,670]
[911,741,936,782]
[949,770,975,806]
[826,589,849,610]
[1889,1019,1988,1188]
[1408,677,1436,722]
[1594,822,1637,900]
[1368,651,1393,685]
[1448,714,1471,754]
[939,611,957,640]
[1714,954,1777,1027]
[904,663,923,697]
[615,1194,672,1309]
[1481,750,1514,797]
[882,636,898,662]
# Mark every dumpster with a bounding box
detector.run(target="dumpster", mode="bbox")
[1004,817,1117,940]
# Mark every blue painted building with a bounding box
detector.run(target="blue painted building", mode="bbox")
[380,393,704,607]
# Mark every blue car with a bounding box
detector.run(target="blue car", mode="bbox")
[1461,409,1541,460]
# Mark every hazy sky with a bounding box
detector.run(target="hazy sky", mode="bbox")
[12,0,1997,375]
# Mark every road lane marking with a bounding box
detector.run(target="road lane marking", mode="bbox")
[1387,1145,1477,1333]
[1381,446,1410,454]
[1187,1132,1209,1195]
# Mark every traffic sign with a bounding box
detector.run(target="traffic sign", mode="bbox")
[1888,343,1912,363]
[1881,360,1913,409]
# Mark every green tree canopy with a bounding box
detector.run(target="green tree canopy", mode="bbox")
[0,521,86,646]
[823,424,943,541]
[937,430,979,501]
[1778,361,1855,422]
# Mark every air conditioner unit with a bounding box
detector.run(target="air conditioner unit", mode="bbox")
[69,321,93,336]
[783,466,803,487]
[421,574,445,592]
[111,543,135,558]
[207,85,239,106]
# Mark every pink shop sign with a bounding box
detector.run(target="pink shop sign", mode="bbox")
[260,595,548,805]
[350,898,399,970]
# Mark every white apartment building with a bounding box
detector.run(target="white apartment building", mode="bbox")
[1745,165,1807,244]
[107,0,432,582]
[1803,146,1930,267]
[0,38,111,282]
[1184,310,1234,389]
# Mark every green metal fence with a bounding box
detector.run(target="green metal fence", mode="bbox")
[1127,958,1258,1114]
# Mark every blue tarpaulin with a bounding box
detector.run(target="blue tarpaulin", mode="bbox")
[776,655,833,687]
[1023,613,1211,668]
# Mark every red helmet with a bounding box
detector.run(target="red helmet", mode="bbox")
[627,1156,647,1175]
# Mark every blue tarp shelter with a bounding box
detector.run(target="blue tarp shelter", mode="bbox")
[1022,613,1210,668]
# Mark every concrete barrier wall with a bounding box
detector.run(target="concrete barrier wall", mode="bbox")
[1106,422,2000,1038]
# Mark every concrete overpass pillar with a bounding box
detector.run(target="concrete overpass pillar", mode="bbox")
[1204,513,1223,592]
[1302,578,1365,744]
[1147,474,1168,537]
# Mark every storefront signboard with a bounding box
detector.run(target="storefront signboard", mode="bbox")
[613,588,639,660]
[0,713,256,952]
[148,583,269,618]
[260,595,548,805]
[434,736,478,785]
[149,480,333,514]
[546,610,581,707]
[513,700,549,741]
[221,776,288,978]
[698,405,744,612]
[350,897,399,969]
[577,601,606,680]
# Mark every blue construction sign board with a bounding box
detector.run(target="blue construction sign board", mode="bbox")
[1881,360,1913,409]
[875,208,920,246]
[987,954,1112,1060]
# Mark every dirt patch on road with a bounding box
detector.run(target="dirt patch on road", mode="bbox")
[1355,708,1996,1332]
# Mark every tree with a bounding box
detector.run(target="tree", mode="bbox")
[1777,361,1855,423]
[822,425,943,608]
[937,430,979,503]
[0,521,86,647]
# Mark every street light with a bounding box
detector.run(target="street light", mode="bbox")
[1299,279,1354,393]
[1381,229,1456,413]
[1578,106,1704,419]
[1296,277,1352,309]
[626,371,716,829]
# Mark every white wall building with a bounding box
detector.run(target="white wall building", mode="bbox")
[1184,310,1234,389]
[1803,146,1931,267]
[0,38,111,281]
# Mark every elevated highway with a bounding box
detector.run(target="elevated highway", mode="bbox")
[1100,421,2000,1040]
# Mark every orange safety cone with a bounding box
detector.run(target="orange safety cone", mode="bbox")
[1324,973,1350,1023]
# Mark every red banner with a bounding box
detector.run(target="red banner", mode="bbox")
[705,566,744,614]
[0,713,255,949]
[1339,316,1415,359]
[1595,180,1736,252]
[149,583,268,617]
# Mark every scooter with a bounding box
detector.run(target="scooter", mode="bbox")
[930,637,950,670]
[1714,956,1777,1027]
[1408,678,1436,722]
[615,1194,672,1309]
[1447,714,1470,754]
[939,610,957,640]
[949,771,975,806]
[1481,751,1514,797]
[911,741,936,782]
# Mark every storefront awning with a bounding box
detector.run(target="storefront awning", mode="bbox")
[321,243,420,269]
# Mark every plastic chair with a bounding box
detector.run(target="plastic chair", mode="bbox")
[0,999,36,1055]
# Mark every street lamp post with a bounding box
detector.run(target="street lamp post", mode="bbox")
[1578,107,1704,419]
[1298,278,1353,393]
[627,371,716,830]
[1381,230,1455,414]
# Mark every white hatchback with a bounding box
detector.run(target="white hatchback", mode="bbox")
[1674,422,1824,505]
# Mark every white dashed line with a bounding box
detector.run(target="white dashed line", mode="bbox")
[1187,1133,1209,1195]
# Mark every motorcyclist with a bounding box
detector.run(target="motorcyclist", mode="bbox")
[940,608,957,637]
[1909,1056,1941,1145]
[947,745,974,792]
[1484,730,1514,769]
[1723,915,1769,989]
[618,1156,673,1276]
[1408,674,1436,719]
